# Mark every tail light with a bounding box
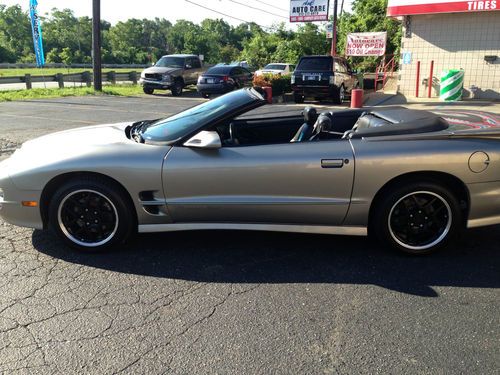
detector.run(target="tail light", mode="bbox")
[329,76,335,84]
[291,75,295,84]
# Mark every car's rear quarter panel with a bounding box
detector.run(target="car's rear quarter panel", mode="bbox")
[345,137,500,227]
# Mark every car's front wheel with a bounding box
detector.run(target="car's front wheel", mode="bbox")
[371,182,462,255]
[171,80,183,97]
[143,87,154,95]
[48,177,135,252]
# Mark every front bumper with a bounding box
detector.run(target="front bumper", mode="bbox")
[0,166,43,230]
[139,78,172,90]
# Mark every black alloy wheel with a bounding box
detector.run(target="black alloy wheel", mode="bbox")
[49,177,135,251]
[371,182,462,255]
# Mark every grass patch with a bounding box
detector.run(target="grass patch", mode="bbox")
[0,68,141,78]
[0,84,144,102]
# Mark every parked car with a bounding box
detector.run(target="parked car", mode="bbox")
[255,63,295,76]
[291,55,358,104]
[139,54,206,96]
[197,65,253,98]
[1,87,499,255]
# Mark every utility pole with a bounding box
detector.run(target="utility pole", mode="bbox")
[92,0,102,91]
[330,0,338,56]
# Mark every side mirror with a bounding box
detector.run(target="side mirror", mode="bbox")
[184,131,221,149]
[185,64,192,69]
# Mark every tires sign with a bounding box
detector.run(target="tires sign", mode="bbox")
[387,0,499,16]
[290,0,330,22]
[346,32,387,56]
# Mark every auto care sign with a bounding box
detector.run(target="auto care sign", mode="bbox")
[290,0,330,22]
[346,32,387,56]
[387,0,499,16]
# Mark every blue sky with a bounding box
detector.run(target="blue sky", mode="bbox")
[3,0,352,28]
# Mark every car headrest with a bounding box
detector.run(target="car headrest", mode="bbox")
[314,114,333,132]
[303,106,318,126]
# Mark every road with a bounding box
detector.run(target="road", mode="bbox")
[0,94,499,374]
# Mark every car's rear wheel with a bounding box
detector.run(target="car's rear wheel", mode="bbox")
[294,94,304,103]
[332,84,345,104]
[371,182,462,255]
[48,177,135,252]
[171,80,183,97]
[143,87,154,95]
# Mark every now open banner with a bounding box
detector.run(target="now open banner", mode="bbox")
[346,32,387,56]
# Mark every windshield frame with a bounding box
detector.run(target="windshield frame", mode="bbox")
[139,88,266,146]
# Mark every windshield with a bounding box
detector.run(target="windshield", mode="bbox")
[297,58,332,71]
[155,56,184,68]
[140,88,265,143]
[264,64,286,70]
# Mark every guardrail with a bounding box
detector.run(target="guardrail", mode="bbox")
[0,63,149,69]
[0,71,141,89]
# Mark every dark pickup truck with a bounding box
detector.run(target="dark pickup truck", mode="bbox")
[291,55,358,104]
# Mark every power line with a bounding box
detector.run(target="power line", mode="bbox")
[226,0,288,19]
[254,0,288,13]
[184,0,278,30]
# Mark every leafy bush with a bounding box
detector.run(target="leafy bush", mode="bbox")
[252,73,291,96]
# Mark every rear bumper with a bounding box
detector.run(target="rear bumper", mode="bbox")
[292,85,336,97]
[197,83,234,94]
[467,180,500,228]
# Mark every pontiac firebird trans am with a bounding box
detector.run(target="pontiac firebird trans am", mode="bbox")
[0,88,499,255]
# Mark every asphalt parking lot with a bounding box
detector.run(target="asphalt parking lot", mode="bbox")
[0,94,499,374]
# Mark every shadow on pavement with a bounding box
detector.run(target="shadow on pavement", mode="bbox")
[32,225,500,297]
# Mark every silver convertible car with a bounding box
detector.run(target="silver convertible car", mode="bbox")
[0,88,499,254]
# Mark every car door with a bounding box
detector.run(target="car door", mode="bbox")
[162,140,354,226]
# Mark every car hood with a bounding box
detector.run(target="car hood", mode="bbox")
[142,66,182,75]
[5,122,170,190]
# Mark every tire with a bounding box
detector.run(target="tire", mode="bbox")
[143,87,154,95]
[294,94,304,104]
[370,182,462,255]
[332,84,345,104]
[201,93,210,99]
[48,177,135,252]
[171,80,183,97]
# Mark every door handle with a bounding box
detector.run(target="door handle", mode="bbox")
[321,159,344,168]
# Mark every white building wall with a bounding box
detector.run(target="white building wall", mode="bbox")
[398,11,500,99]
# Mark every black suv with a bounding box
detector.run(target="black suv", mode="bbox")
[291,55,358,104]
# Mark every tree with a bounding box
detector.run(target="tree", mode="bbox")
[0,5,33,62]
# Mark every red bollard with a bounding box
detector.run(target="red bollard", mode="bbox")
[262,86,273,104]
[351,89,363,108]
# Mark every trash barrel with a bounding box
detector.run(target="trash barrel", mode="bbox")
[351,89,363,108]
[440,69,464,101]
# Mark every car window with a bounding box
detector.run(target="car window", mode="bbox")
[233,67,243,75]
[191,58,201,69]
[290,65,296,71]
[335,60,347,73]
[297,58,332,71]
[265,64,286,70]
